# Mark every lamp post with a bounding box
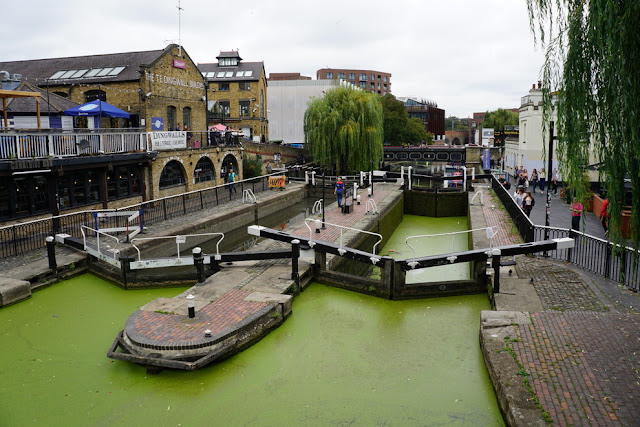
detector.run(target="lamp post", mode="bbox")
[544,121,556,248]
[321,165,326,229]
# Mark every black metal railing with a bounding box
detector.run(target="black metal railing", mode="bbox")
[491,173,640,291]
[0,174,278,259]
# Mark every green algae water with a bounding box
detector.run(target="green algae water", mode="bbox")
[0,215,503,426]
[377,215,470,283]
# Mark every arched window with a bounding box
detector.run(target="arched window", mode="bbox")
[194,157,215,183]
[183,107,191,129]
[84,90,106,103]
[159,160,185,188]
[167,106,177,130]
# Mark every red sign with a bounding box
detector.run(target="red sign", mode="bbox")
[173,59,186,69]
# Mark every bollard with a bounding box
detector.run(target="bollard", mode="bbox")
[315,220,321,234]
[193,247,205,283]
[46,236,57,271]
[492,256,501,293]
[291,239,300,281]
[187,294,195,318]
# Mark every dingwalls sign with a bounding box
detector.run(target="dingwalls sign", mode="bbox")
[151,131,187,150]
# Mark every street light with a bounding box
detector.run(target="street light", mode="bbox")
[544,121,556,251]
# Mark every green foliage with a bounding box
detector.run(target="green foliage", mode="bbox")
[304,86,384,174]
[242,156,263,178]
[482,109,519,131]
[528,1,640,248]
[381,95,430,145]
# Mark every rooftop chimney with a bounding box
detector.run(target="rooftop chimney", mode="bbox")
[538,81,542,89]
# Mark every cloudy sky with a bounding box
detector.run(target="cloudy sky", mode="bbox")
[4,0,545,117]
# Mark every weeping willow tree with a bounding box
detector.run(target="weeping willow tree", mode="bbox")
[304,86,383,174]
[528,1,640,248]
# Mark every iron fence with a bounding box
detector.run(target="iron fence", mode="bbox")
[491,174,640,291]
[0,174,276,259]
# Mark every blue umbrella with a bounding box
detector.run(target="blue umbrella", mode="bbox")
[64,100,130,118]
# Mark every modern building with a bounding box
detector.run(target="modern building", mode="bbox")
[267,79,349,145]
[316,68,391,95]
[0,44,207,132]
[199,51,268,142]
[396,97,445,139]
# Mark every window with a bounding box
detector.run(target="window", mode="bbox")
[377,75,381,81]
[370,82,375,89]
[84,90,106,102]
[359,81,366,88]
[326,72,333,79]
[159,161,186,189]
[70,69,89,78]
[338,72,345,79]
[378,83,381,89]
[218,82,229,91]
[219,57,238,66]
[359,73,366,80]
[15,175,49,216]
[107,166,142,199]
[243,70,253,77]
[84,69,101,78]
[217,71,226,78]
[167,106,177,130]
[225,71,233,78]
[59,70,77,79]
[236,71,245,77]
[348,73,355,80]
[0,177,9,219]
[239,82,250,90]
[219,101,230,117]
[96,68,114,77]
[108,66,126,76]
[370,74,375,80]
[194,157,215,183]
[383,76,387,82]
[49,71,67,79]
[239,100,250,117]
[183,107,191,129]
[349,81,355,85]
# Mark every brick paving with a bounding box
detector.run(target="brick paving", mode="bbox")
[512,311,640,426]
[480,189,523,247]
[127,289,271,349]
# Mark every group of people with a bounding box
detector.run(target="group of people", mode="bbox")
[513,186,536,217]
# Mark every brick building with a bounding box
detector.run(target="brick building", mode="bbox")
[0,45,243,223]
[316,68,391,95]
[396,97,445,138]
[268,73,311,81]
[199,51,268,142]
[0,44,207,132]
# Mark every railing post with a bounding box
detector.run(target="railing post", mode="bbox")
[162,199,168,220]
[199,191,204,209]
[604,243,613,280]
[567,230,574,262]
[182,194,187,215]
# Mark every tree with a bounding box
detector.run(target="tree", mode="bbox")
[380,94,430,145]
[528,1,640,247]
[481,109,518,131]
[304,86,383,174]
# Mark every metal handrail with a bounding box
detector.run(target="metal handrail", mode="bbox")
[304,218,383,255]
[405,226,498,267]
[243,189,257,204]
[130,232,225,261]
[81,225,120,261]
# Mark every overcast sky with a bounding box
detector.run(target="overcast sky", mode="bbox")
[4,0,545,118]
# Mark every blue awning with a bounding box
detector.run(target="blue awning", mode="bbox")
[64,100,130,118]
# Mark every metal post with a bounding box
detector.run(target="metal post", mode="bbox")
[187,294,195,318]
[545,121,555,240]
[492,255,501,293]
[193,247,205,284]
[291,239,300,281]
[46,236,57,271]
[370,160,374,197]
[321,166,326,229]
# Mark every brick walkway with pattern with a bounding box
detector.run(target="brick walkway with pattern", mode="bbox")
[480,189,523,247]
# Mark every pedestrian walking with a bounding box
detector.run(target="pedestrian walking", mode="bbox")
[334,176,345,207]
[600,198,610,233]
[265,160,272,174]
[522,169,529,188]
[552,168,560,194]
[539,168,546,192]
[514,186,525,208]
[570,198,583,231]
[522,191,535,217]
[228,167,238,197]
[531,169,539,193]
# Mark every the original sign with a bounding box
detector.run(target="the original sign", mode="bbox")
[173,59,186,69]
[268,175,286,189]
[150,131,187,150]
